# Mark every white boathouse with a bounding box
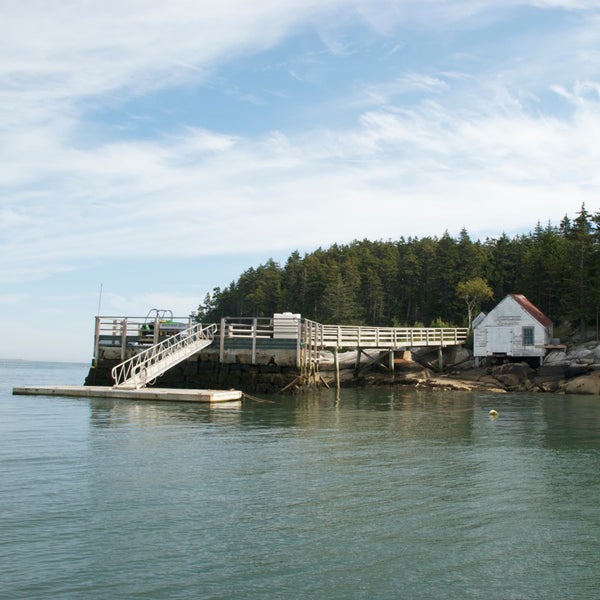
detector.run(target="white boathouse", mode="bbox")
[473,294,554,364]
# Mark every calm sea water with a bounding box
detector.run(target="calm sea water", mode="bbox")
[1,359,599,599]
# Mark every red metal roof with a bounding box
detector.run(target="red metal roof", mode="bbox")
[509,294,553,327]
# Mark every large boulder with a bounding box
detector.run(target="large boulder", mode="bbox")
[545,342,600,367]
[563,371,600,395]
[488,362,536,391]
[593,345,600,367]
[536,364,568,381]
[543,349,570,365]
[394,361,432,383]
[565,365,590,379]
[535,364,568,392]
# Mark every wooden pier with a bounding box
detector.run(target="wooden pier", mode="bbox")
[94,314,468,364]
[90,312,469,392]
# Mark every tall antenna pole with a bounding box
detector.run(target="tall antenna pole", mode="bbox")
[97,283,103,316]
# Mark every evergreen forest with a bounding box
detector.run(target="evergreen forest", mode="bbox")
[197,206,600,335]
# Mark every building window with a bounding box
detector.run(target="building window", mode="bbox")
[523,326,534,346]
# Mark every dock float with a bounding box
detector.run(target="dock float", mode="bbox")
[12,385,243,403]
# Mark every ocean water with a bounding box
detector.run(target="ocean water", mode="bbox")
[1,359,599,599]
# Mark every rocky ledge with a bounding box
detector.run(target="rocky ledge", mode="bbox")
[319,341,600,395]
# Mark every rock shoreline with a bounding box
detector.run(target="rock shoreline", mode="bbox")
[318,342,600,395]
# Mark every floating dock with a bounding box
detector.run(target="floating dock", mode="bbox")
[12,385,243,403]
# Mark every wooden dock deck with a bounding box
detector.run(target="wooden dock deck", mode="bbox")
[12,385,243,403]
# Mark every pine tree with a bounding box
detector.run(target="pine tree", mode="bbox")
[563,205,594,329]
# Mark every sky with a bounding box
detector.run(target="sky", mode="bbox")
[2,0,600,362]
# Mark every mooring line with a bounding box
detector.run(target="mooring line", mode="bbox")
[242,392,275,404]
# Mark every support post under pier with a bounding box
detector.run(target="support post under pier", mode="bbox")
[334,347,340,392]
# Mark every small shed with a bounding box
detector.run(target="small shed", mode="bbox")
[473,294,553,363]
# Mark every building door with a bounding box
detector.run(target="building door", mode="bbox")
[487,327,512,355]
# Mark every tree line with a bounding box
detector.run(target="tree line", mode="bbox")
[197,205,600,333]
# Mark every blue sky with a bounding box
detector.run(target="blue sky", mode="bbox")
[2,0,600,362]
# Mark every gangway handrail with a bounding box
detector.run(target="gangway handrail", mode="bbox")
[112,322,217,388]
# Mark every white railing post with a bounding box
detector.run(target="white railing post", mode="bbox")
[304,320,308,373]
[252,317,257,365]
[296,319,301,368]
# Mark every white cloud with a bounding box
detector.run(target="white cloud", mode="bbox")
[2,82,599,286]
[0,0,347,105]
[533,0,600,7]
[0,1,587,115]
[2,0,600,287]
[358,73,451,106]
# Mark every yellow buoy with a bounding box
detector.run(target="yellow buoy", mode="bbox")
[489,409,498,417]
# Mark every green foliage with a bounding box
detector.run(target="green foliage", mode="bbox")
[552,323,572,343]
[457,277,494,329]
[430,317,455,328]
[198,208,600,330]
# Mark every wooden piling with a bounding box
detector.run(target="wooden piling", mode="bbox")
[219,317,225,363]
[334,346,340,391]
[120,318,128,360]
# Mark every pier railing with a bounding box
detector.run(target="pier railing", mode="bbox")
[215,317,289,365]
[300,319,469,373]
[94,315,195,360]
[312,322,468,348]
[218,317,275,339]
[95,314,468,378]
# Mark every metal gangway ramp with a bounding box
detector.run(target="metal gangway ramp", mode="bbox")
[111,323,217,389]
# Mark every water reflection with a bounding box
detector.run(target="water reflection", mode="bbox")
[89,398,243,429]
[541,395,600,449]
[88,389,600,453]
[3,360,600,600]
